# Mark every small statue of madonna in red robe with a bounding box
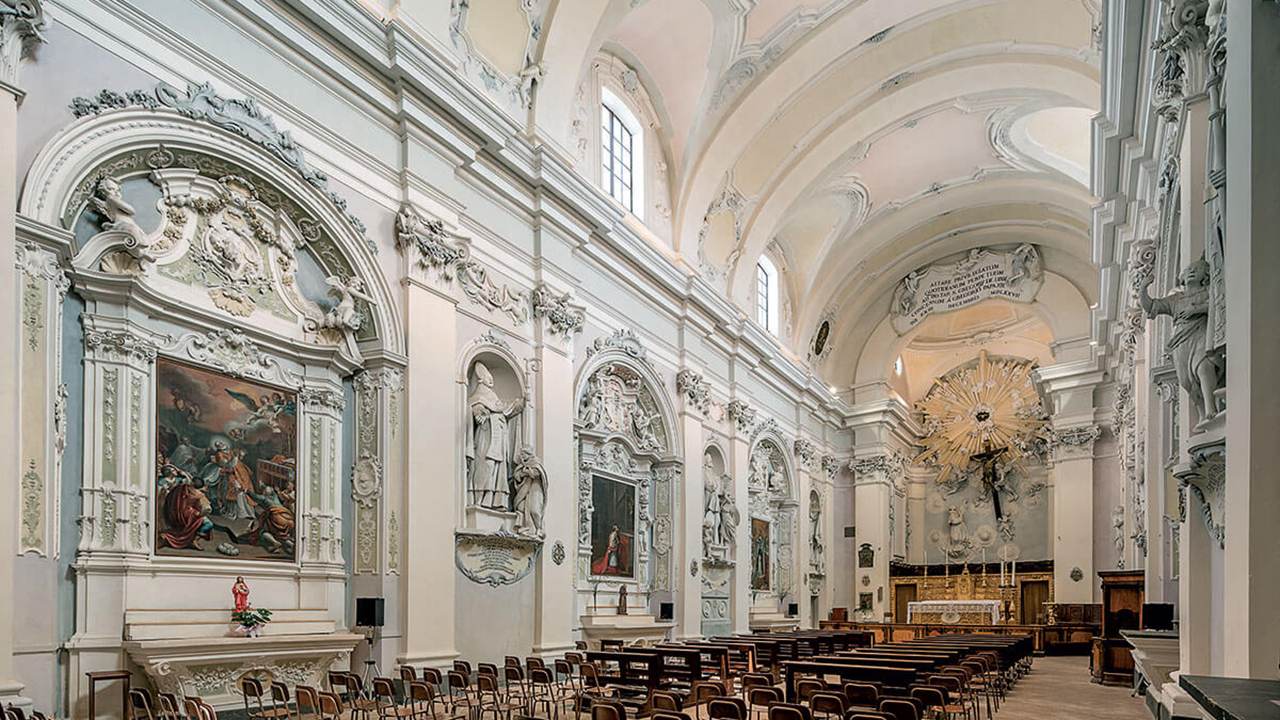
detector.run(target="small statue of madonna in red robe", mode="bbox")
[232,576,251,613]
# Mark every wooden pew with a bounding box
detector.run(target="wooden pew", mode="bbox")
[781,660,919,701]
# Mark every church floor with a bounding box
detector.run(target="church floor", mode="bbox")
[999,655,1148,719]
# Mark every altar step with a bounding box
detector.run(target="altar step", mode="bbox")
[124,607,337,640]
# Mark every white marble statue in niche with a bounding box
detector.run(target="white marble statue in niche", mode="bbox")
[703,469,722,552]
[809,491,824,569]
[513,444,547,538]
[466,361,524,509]
[720,477,740,548]
[1139,258,1224,427]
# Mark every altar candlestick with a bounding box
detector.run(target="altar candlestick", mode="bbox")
[1011,560,1016,585]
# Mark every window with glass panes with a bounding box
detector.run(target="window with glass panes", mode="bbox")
[601,104,635,212]
[756,262,772,329]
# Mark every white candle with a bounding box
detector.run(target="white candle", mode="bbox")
[1012,560,1017,585]
[1000,561,1006,586]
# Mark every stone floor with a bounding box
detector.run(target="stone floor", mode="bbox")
[998,655,1149,720]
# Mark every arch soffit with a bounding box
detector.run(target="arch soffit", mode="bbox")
[19,106,404,357]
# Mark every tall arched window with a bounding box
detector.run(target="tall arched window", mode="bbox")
[756,256,779,335]
[601,87,645,219]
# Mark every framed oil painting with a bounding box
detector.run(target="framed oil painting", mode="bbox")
[155,358,298,561]
[589,475,635,578]
[750,518,771,590]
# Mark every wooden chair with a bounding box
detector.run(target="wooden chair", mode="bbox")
[691,680,728,720]
[407,680,446,720]
[842,712,893,720]
[455,661,473,677]
[530,666,566,720]
[271,681,297,719]
[579,662,617,703]
[575,641,589,651]
[767,702,813,720]
[318,691,345,720]
[478,664,499,680]
[401,666,420,685]
[553,659,580,706]
[925,676,968,720]
[475,673,520,720]
[243,677,294,720]
[876,698,919,720]
[841,683,878,712]
[808,692,846,720]
[296,685,324,720]
[707,697,748,720]
[505,664,533,713]
[505,656,522,669]
[652,713,693,720]
[448,670,478,719]
[740,674,772,699]
[590,699,628,720]
[747,686,783,720]
[338,673,381,720]
[796,680,826,705]
[129,688,157,720]
[651,690,683,713]
[907,686,948,720]
[184,697,218,720]
[157,692,184,720]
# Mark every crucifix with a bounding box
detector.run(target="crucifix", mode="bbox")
[969,439,1008,520]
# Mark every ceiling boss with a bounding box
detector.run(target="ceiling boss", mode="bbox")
[914,351,1050,502]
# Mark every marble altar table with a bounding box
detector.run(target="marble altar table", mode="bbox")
[907,599,1002,624]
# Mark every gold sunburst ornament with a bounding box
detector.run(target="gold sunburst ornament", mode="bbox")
[914,351,1049,482]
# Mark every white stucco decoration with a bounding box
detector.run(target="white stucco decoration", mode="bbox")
[890,244,1044,334]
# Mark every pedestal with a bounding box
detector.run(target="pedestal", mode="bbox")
[579,612,674,648]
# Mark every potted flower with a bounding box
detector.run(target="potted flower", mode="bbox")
[232,607,273,638]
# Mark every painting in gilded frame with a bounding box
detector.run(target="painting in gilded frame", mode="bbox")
[750,517,771,590]
[155,358,298,561]
[589,475,635,578]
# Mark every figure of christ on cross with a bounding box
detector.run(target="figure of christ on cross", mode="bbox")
[969,440,1009,520]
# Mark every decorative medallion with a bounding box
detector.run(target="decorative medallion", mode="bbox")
[551,540,565,566]
[1070,566,1083,582]
[812,320,831,358]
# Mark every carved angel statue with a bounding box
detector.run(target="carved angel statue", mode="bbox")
[1139,257,1223,426]
[719,477,739,547]
[580,375,605,428]
[318,275,372,332]
[631,404,660,450]
[947,504,968,547]
[512,444,547,539]
[91,176,157,270]
[703,473,723,551]
[466,362,524,509]
[1111,506,1126,556]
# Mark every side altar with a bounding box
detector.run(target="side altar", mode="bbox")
[907,599,1002,625]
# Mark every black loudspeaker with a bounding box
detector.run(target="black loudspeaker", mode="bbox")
[659,602,674,621]
[1143,603,1174,631]
[356,597,385,627]
[787,603,799,617]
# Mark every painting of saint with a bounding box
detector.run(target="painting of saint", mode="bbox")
[751,518,771,590]
[155,359,297,561]
[590,476,635,578]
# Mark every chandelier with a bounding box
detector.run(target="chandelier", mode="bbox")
[914,351,1049,482]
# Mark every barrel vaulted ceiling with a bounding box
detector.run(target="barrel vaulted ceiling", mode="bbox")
[433,0,1102,387]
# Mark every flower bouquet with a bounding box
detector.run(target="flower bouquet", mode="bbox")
[231,607,273,638]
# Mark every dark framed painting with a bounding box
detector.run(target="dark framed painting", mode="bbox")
[155,358,298,561]
[750,518,771,590]
[813,320,831,357]
[590,475,635,578]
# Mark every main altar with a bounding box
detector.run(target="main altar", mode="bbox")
[907,599,1002,624]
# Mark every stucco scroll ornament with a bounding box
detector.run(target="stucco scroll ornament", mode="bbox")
[395,204,468,278]
[727,400,756,433]
[512,444,548,539]
[0,0,46,85]
[531,283,585,337]
[90,177,160,275]
[676,369,712,414]
[1139,257,1223,428]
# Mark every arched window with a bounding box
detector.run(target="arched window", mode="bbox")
[601,87,645,219]
[756,255,779,335]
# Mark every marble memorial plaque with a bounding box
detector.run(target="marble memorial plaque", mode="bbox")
[891,244,1043,334]
[455,531,541,586]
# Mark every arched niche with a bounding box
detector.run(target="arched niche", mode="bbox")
[699,442,736,636]
[574,331,681,624]
[18,85,401,706]
[746,432,798,607]
[456,334,531,530]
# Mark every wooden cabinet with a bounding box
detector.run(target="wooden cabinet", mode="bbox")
[1092,570,1144,684]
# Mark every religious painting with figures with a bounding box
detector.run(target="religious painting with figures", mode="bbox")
[750,518,771,590]
[155,358,297,561]
[590,475,635,578]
